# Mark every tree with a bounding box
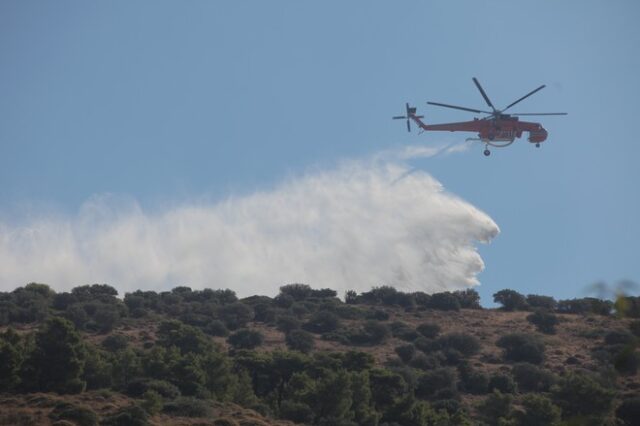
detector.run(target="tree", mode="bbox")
[552,372,616,423]
[493,289,528,311]
[526,294,557,310]
[21,316,87,393]
[416,322,440,339]
[303,310,341,334]
[279,283,312,301]
[477,390,513,426]
[0,339,22,391]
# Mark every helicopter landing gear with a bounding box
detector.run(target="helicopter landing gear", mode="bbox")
[483,148,491,156]
[535,143,540,148]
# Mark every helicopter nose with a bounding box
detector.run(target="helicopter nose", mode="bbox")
[528,127,548,143]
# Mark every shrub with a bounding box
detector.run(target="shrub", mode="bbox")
[616,397,640,426]
[279,283,312,301]
[276,315,301,333]
[227,329,264,350]
[511,363,555,392]
[163,397,211,417]
[493,289,528,311]
[410,353,440,371]
[303,310,340,334]
[552,372,616,421]
[102,334,129,352]
[348,320,390,346]
[604,329,636,346]
[629,320,640,337]
[416,322,441,339]
[526,294,558,310]
[437,332,481,357]
[415,368,458,399]
[285,329,315,353]
[526,310,559,334]
[252,304,276,323]
[102,405,149,426]
[457,363,489,395]
[125,379,181,399]
[344,290,358,305]
[517,394,561,426]
[280,400,314,424]
[395,344,416,363]
[477,390,513,426]
[614,345,640,375]
[390,321,420,341]
[49,402,98,426]
[556,297,612,315]
[429,292,461,311]
[496,333,545,364]
[488,373,517,394]
[205,320,229,337]
[365,308,389,321]
[218,302,253,330]
[454,289,482,309]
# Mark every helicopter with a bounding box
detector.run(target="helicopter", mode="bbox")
[393,78,567,156]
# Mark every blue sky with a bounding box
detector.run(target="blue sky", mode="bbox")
[1,1,639,303]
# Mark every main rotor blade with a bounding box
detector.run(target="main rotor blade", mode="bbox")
[427,101,491,114]
[511,112,568,116]
[392,116,406,119]
[502,85,545,112]
[406,119,411,132]
[472,77,495,110]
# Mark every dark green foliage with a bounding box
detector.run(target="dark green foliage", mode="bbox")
[613,344,640,375]
[304,310,341,333]
[428,292,461,311]
[21,316,87,393]
[125,379,181,399]
[556,297,612,315]
[345,290,358,304]
[102,405,149,426]
[457,363,489,395]
[552,371,616,422]
[217,302,253,330]
[415,368,457,399]
[82,345,113,390]
[488,373,517,394]
[365,308,390,321]
[253,303,276,323]
[285,329,315,353]
[390,321,420,342]
[604,328,636,345]
[493,289,528,311]
[227,329,264,349]
[395,344,416,363]
[49,402,98,426]
[516,394,561,426]
[477,390,513,426]
[454,289,482,309]
[280,400,314,424]
[616,295,640,318]
[410,353,440,371]
[348,320,390,346]
[629,320,640,337]
[616,397,640,426]
[496,333,545,364]
[163,397,211,417]
[511,363,555,392]
[279,283,313,301]
[526,309,559,334]
[101,334,129,352]
[416,322,440,339]
[276,315,301,333]
[0,338,22,391]
[526,294,558,310]
[437,333,481,357]
[157,320,211,354]
[204,319,229,337]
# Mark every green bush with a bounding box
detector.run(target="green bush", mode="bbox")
[163,397,211,417]
[552,372,616,422]
[629,320,640,337]
[276,315,301,333]
[526,310,559,334]
[437,333,481,357]
[511,363,555,392]
[395,344,416,363]
[496,333,545,364]
[428,292,461,311]
[279,283,313,301]
[416,322,441,339]
[517,394,561,426]
[415,368,458,399]
[101,334,129,352]
[604,329,636,345]
[526,294,557,310]
[102,405,149,426]
[410,353,440,371]
[285,329,315,353]
[49,402,98,426]
[227,329,264,350]
[477,390,513,426]
[303,310,341,334]
[488,373,517,394]
[348,320,390,346]
[205,320,229,337]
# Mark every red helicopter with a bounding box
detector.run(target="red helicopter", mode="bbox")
[393,78,567,156]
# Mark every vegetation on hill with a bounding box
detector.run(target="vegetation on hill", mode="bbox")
[0,282,639,425]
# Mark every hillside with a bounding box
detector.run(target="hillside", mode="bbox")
[1,283,639,425]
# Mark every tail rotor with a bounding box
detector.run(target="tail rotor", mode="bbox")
[392,103,423,132]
